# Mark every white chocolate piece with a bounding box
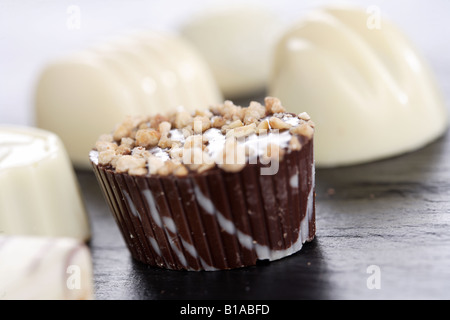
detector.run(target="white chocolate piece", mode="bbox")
[35,31,222,168]
[269,7,448,167]
[180,5,283,98]
[0,236,93,300]
[0,126,90,241]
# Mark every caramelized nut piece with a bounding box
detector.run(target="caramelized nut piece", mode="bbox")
[256,119,270,134]
[113,123,131,141]
[149,114,169,129]
[217,138,246,172]
[173,164,188,177]
[195,109,213,118]
[115,155,146,173]
[182,127,193,138]
[98,150,116,165]
[244,101,266,125]
[184,135,204,149]
[211,116,226,128]
[228,119,244,129]
[157,160,177,176]
[174,110,192,129]
[158,121,172,135]
[289,136,302,151]
[135,129,161,148]
[226,123,256,139]
[158,135,173,149]
[269,117,292,130]
[298,112,311,121]
[115,144,131,155]
[169,147,184,160]
[290,123,314,139]
[95,141,117,152]
[132,147,151,159]
[121,137,135,148]
[192,116,211,134]
[265,96,286,114]
[148,155,165,175]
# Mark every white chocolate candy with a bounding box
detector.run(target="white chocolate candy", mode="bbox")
[35,31,222,168]
[0,236,93,300]
[0,126,90,241]
[269,7,448,167]
[180,5,283,98]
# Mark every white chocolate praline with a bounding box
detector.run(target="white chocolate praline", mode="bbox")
[0,126,90,241]
[180,5,283,98]
[269,7,448,167]
[0,235,93,300]
[35,31,222,169]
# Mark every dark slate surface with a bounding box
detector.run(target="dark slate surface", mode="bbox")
[77,128,450,300]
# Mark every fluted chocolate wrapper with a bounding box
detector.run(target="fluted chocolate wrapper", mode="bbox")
[91,139,315,271]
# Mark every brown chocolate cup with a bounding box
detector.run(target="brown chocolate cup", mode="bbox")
[91,140,315,271]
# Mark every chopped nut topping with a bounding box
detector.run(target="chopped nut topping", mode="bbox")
[113,123,131,142]
[290,123,314,139]
[184,135,205,150]
[289,136,302,151]
[269,117,292,130]
[243,101,266,125]
[121,137,135,148]
[215,138,247,172]
[95,141,117,152]
[158,135,173,149]
[173,164,188,177]
[116,144,131,155]
[256,119,270,134]
[211,116,226,128]
[135,129,161,148]
[158,121,172,135]
[298,112,311,121]
[174,110,192,129]
[94,97,313,176]
[265,97,286,114]
[115,155,146,174]
[192,116,211,134]
[98,150,116,165]
[226,123,256,139]
[148,155,164,175]
[132,147,151,159]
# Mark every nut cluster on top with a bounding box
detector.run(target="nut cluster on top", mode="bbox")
[94,97,315,176]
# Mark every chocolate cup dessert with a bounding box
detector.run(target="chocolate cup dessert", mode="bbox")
[90,97,316,271]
